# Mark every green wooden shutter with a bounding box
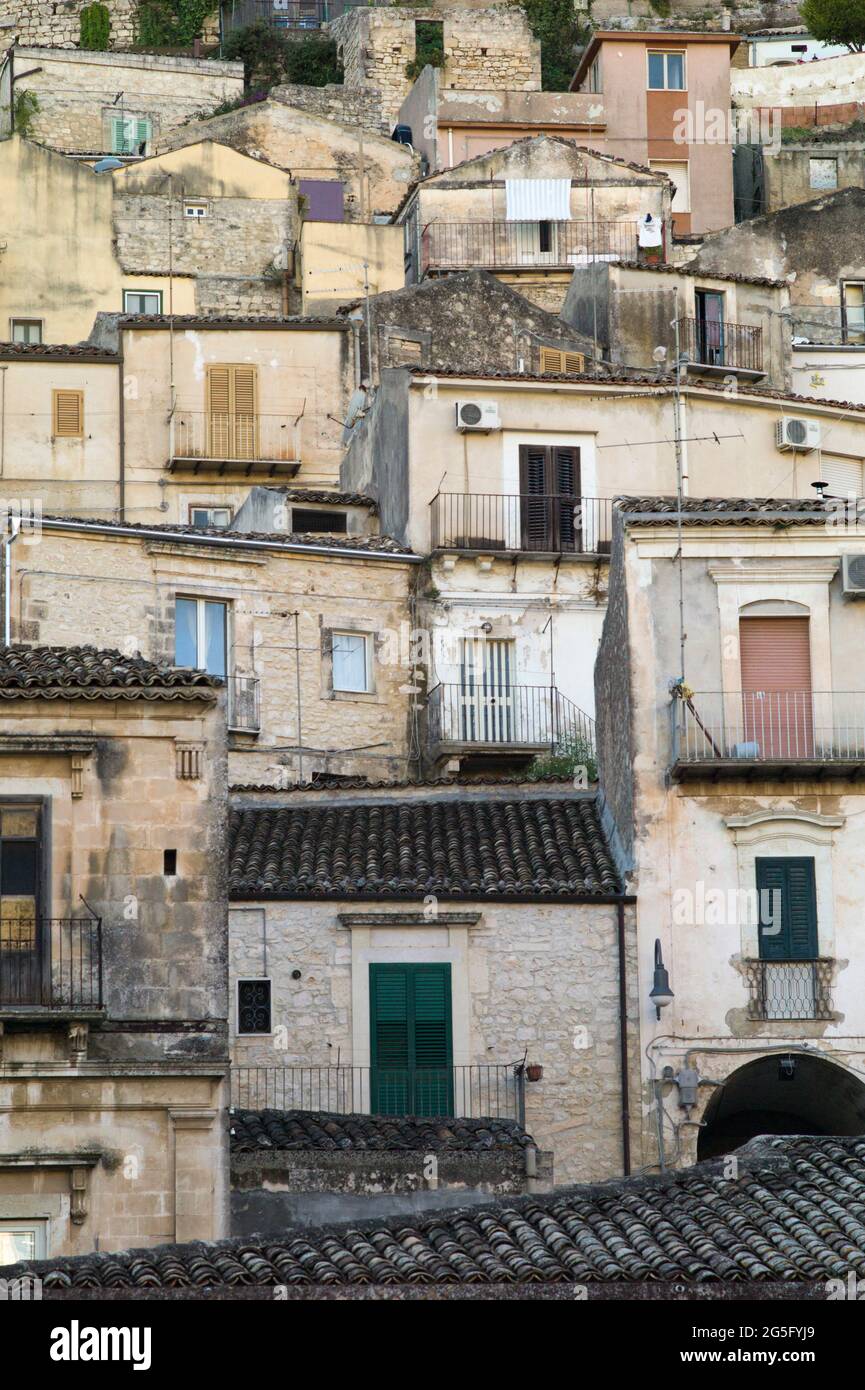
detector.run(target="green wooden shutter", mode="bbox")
[136,119,149,153]
[111,117,126,154]
[757,857,818,961]
[369,963,452,1116]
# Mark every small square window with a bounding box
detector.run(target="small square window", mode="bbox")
[648,50,686,91]
[237,978,271,1035]
[332,631,371,693]
[184,202,208,220]
[0,1220,47,1263]
[189,506,232,529]
[10,319,42,345]
[123,290,162,315]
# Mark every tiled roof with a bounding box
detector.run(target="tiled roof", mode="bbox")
[10,1136,865,1290]
[230,1109,534,1153]
[228,796,622,901]
[617,496,836,526]
[275,489,377,509]
[0,341,118,361]
[39,515,414,557]
[0,645,220,700]
[612,260,788,289]
[230,772,579,793]
[117,314,349,331]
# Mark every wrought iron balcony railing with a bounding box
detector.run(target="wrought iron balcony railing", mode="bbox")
[420,219,647,272]
[231,1063,526,1124]
[0,917,103,1011]
[742,959,834,1021]
[169,411,301,470]
[677,316,764,374]
[430,493,612,555]
[672,691,865,775]
[428,682,596,761]
[228,675,261,733]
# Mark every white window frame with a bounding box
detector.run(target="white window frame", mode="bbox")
[184,201,208,220]
[10,318,43,344]
[0,1218,48,1262]
[647,49,687,91]
[809,156,838,190]
[188,504,233,529]
[332,630,372,693]
[175,595,229,676]
[123,289,163,315]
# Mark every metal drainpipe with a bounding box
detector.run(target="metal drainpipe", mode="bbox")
[617,899,632,1176]
[117,353,125,521]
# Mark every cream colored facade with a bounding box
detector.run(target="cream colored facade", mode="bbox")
[599,508,865,1170]
[8,520,419,788]
[0,680,229,1257]
[297,222,405,316]
[342,370,865,727]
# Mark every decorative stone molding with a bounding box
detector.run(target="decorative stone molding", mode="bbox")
[176,742,204,780]
[67,1021,89,1062]
[70,1167,90,1226]
[338,911,482,928]
[70,755,86,799]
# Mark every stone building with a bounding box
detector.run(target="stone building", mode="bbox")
[0,46,243,155]
[347,269,599,381]
[395,135,673,313]
[160,96,419,221]
[595,497,865,1168]
[760,130,865,217]
[0,644,229,1260]
[562,260,792,390]
[687,187,865,407]
[4,514,420,789]
[0,0,139,49]
[341,366,865,738]
[329,3,542,133]
[227,781,637,1187]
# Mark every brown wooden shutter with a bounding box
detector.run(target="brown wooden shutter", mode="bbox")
[206,365,258,460]
[740,616,813,758]
[539,347,586,375]
[518,445,580,551]
[232,365,257,461]
[52,389,84,438]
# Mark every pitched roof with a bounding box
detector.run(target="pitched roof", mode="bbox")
[228,795,622,901]
[0,645,220,700]
[617,496,836,526]
[230,1109,534,1153]
[611,260,788,289]
[10,1136,865,1290]
[0,341,118,362]
[416,133,663,187]
[117,315,349,331]
[39,515,414,558]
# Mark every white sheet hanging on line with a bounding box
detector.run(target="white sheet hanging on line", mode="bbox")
[505,178,571,222]
[637,213,663,247]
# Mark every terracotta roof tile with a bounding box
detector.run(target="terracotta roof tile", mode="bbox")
[228,795,622,900]
[0,645,220,700]
[230,1109,534,1153]
[617,496,837,526]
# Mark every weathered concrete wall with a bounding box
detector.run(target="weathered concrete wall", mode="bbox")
[229,889,639,1186]
[594,513,634,873]
[4,47,242,153]
[763,140,865,215]
[732,51,865,111]
[160,100,419,220]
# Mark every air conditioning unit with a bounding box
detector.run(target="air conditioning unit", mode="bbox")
[842,554,865,595]
[775,416,822,451]
[455,400,501,432]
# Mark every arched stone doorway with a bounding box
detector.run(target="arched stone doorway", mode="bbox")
[697,1053,865,1160]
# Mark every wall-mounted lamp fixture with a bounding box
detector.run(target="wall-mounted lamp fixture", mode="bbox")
[650,939,674,1020]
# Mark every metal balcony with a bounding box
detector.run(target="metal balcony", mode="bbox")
[430,493,612,555]
[231,1063,526,1123]
[742,959,834,1022]
[0,917,103,1013]
[428,683,596,765]
[420,219,646,273]
[220,0,386,34]
[168,412,301,478]
[677,316,764,377]
[671,691,865,780]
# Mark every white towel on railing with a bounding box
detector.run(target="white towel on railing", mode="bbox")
[505,178,571,222]
[638,213,663,247]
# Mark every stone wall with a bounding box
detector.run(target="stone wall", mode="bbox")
[330,5,541,131]
[7,47,243,154]
[1,0,139,48]
[229,890,640,1186]
[271,81,389,136]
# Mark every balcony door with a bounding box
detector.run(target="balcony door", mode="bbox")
[206,364,258,461]
[519,444,579,552]
[0,805,43,1006]
[459,638,514,743]
[740,615,813,758]
[369,963,453,1116]
[696,290,725,366]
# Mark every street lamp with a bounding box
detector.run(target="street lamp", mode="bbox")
[650,939,674,1020]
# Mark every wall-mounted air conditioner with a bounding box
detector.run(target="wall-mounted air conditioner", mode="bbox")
[455,400,501,432]
[775,416,821,451]
[842,554,865,596]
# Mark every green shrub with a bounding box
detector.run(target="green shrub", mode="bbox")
[525,730,598,783]
[136,0,215,47]
[405,20,444,80]
[518,0,588,92]
[13,89,39,138]
[223,23,342,92]
[80,1,111,49]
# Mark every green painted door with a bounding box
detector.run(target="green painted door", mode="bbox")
[369,963,453,1116]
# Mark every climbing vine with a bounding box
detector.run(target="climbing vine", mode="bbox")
[13,89,40,138]
[517,0,590,92]
[80,1,111,49]
[135,0,215,47]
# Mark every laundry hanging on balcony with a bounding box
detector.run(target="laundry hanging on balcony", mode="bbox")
[505,178,571,222]
[637,213,663,247]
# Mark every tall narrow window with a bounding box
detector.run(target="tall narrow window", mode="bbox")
[369,963,452,1116]
[756,857,819,1019]
[237,979,272,1035]
[175,597,227,677]
[519,443,579,551]
[332,632,370,693]
[695,290,726,366]
[843,283,865,345]
[0,804,42,1006]
[52,390,84,438]
[740,615,812,759]
[206,364,258,461]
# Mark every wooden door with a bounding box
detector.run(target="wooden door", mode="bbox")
[740,616,813,758]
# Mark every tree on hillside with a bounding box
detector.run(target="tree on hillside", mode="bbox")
[222,22,342,93]
[800,0,865,51]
